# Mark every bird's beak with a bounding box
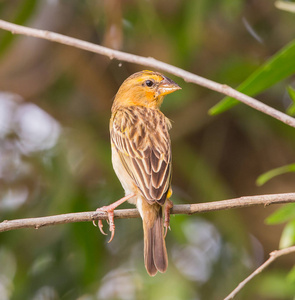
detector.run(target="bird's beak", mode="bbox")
[157,76,181,96]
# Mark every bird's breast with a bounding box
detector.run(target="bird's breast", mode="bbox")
[111,144,137,205]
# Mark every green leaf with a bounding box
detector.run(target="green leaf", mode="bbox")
[0,0,38,56]
[286,86,295,116]
[279,220,295,249]
[266,203,295,225]
[256,163,295,186]
[209,39,295,115]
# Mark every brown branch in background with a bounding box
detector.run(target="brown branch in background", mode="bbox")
[0,19,295,128]
[224,246,295,300]
[1,193,295,233]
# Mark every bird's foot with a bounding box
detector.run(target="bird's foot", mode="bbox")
[95,206,116,242]
[164,199,173,238]
[94,193,135,243]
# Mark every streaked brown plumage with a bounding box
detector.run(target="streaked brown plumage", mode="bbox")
[97,70,181,276]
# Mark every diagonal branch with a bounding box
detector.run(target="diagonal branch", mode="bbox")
[0,19,295,127]
[1,193,295,233]
[224,246,295,300]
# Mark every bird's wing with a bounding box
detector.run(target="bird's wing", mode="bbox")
[111,107,172,205]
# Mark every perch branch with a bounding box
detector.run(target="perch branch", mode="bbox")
[224,245,295,300]
[1,193,295,233]
[0,19,295,128]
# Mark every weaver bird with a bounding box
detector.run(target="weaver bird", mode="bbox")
[96,70,181,276]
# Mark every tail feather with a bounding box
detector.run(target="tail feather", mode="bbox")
[143,206,168,276]
[144,226,158,276]
[153,211,168,272]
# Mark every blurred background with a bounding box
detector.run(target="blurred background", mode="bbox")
[0,0,295,299]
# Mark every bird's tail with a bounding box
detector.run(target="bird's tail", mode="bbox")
[141,200,168,276]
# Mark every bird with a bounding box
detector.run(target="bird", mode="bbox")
[96,70,181,276]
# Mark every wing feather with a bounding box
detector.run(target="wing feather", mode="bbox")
[111,106,171,204]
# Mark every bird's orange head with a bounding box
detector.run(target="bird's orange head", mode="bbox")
[112,70,181,111]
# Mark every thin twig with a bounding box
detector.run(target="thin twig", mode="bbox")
[0,19,294,127]
[224,246,295,300]
[1,193,295,233]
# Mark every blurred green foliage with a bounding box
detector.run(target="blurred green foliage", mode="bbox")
[257,163,295,186]
[266,203,295,225]
[209,39,295,115]
[0,0,295,300]
[279,219,295,249]
[287,86,295,115]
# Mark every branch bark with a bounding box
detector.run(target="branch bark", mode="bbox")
[0,19,295,128]
[224,246,295,300]
[1,193,295,233]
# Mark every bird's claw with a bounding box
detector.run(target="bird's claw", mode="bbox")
[93,218,108,235]
[108,226,115,243]
[98,220,108,236]
[94,194,136,243]
[106,213,115,243]
[164,224,171,238]
[94,206,116,241]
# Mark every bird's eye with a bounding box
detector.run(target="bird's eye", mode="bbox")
[145,80,154,87]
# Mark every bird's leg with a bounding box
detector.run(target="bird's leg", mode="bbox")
[163,199,173,238]
[94,193,135,243]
